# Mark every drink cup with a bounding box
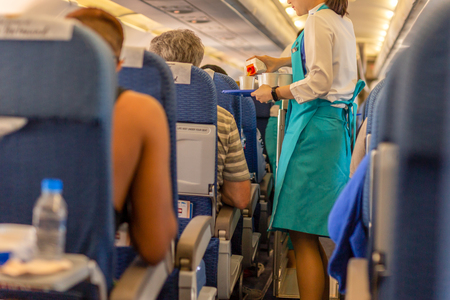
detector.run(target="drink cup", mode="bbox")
[278,74,293,86]
[260,73,279,87]
[256,74,263,88]
[239,76,255,90]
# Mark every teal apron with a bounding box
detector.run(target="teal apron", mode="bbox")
[269,4,365,237]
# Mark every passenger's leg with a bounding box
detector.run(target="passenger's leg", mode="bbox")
[289,230,325,300]
[319,241,329,300]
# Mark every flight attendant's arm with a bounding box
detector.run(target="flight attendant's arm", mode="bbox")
[252,15,334,104]
[246,55,292,73]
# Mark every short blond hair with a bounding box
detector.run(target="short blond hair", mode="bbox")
[66,7,124,59]
[150,29,204,67]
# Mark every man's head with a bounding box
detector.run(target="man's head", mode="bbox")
[149,29,204,67]
[66,8,124,61]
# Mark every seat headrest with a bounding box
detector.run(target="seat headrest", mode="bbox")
[0,16,116,121]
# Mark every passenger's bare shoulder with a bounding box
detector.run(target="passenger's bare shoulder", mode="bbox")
[116,90,166,122]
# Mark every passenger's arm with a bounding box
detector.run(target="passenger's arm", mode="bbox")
[219,115,251,209]
[221,179,251,210]
[113,91,177,265]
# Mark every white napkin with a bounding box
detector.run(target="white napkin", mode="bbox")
[1,258,73,277]
[166,62,192,84]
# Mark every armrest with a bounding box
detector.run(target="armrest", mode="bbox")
[345,258,371,300]
[259,173,273,200]
[111,252,173,300]
[242,184,260,217]
[176,216,214,272]
[215,205,241,240]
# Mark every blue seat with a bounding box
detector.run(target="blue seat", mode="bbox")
[0,18,116,297]
[116,51,178,280]
[345,3,450,299]
[118,53,216,299]
[379,4,450,298]
[213,72,242,131]
[172,65,241,299]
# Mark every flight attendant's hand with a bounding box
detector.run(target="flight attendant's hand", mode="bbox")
[251,84,273,103]
[247,55,281,73]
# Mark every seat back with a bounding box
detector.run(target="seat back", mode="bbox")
[118,51,178,212]
[0,17,116,288]
[213,73,242,131]
[172,65,219,289]
[241,97,260,181]
[171,64,217,222]
[381,4,450,298]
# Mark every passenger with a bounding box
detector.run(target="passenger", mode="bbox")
[349,119,367,177]
[201,64,228,76]
[249,0,365,299]
[150,29,251,210]
[66,8,177,265]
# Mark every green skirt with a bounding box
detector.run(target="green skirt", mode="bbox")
[271,105,351,237]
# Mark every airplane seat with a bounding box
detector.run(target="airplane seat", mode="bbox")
[346,4,450,298]
[0,17,116,298]
[380,4,450,298]
[174,65,242,299]
[213,72,241,131]
[116,51,178,282]
[117,52,217,300]
[360,79,387,230]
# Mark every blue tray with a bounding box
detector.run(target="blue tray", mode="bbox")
[222,89,255,97]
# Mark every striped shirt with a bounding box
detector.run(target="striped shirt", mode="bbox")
[217,106,250,190]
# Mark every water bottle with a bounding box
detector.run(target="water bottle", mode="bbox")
[32,179,67,260]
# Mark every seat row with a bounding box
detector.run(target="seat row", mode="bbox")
[333,2,450,299]
[0,15,272,300]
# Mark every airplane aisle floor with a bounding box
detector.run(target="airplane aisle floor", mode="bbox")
[230,236,336,300]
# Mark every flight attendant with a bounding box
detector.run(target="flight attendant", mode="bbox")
[250,0,364,299]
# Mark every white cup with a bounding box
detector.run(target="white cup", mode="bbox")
[278,74,293,86]
[239,76,255,90]
[260,73,279,88]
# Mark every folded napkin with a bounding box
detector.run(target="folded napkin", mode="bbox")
[0,117,28,138]
[1,258,73,277]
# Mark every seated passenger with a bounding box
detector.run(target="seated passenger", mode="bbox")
[201,64,228,76]
[66,8,177,265]
[150,29,251,210]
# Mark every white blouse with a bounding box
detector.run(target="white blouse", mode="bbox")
[290,3,358,105]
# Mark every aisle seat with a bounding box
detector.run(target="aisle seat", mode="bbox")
[346,2,450,299]
[118,50,214,300]
[172,64,242,299]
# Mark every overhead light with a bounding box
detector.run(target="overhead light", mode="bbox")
[285,7,296,16]
[382,23,389,30]
[378,36,385,42]
[390,0,398,8]
[380,30,387,37]
[385,10,394,19]
[375,46,381,52]
[279,0,288,4]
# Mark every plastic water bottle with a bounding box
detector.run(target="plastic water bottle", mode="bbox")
[32,179,67,260]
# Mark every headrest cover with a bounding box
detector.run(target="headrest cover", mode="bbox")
[120,46,145,68]
[167,62,192,84]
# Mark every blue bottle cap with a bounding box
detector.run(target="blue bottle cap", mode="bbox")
[41,178,63,193]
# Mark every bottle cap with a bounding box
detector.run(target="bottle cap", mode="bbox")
[41,178,63,193]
